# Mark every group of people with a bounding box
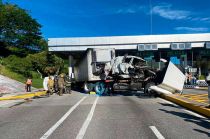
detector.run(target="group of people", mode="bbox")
[47,74,72,96]
[25,74,72,96]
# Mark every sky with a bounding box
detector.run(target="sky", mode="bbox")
[4,0,210,38]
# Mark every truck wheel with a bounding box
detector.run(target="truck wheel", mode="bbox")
[144,82,155,95]
[95,82,107,95]
[84,83,93,93]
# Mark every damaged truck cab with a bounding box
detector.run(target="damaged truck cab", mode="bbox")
[74,48,158,95]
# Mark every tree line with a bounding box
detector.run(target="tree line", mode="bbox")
[0,1,65,78]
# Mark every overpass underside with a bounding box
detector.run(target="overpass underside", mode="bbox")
[48,33,210,75]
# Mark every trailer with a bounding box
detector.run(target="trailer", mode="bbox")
[73,48,157,95]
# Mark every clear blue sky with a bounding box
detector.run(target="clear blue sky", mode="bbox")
[5,0,210,38]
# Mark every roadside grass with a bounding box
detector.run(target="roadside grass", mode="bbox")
[31,78,43,89]
[0,65,43,88]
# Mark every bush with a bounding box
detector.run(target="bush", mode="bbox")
[3,51,65,77]
[31,71,40,78]
[28,51,64,76]
[3,55,33,77]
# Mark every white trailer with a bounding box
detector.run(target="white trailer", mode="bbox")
[74,48,115,82]
[73,48,116,94]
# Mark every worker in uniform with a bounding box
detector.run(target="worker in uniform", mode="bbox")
[58,74,65,96]
[54,75,59,94]
[64,75,72,94]
[47,76,54,96]
[206,69,210,108]
[25,77,32,92]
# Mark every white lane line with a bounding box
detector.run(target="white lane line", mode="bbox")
[183,109,206,119]
[76,96,99,139]
[149,126,165,139]
[0,102,14,107]
[159,98,208,119]
[40,96,87,139]
[159,98,174,105]
[0,100,23,107]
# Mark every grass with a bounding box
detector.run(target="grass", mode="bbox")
[0,65,43,89]
[31,78,43,89]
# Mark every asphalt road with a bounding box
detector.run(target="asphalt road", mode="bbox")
[183,88,208,94]
[0,91,209,139]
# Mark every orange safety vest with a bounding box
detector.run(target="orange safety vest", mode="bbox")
[26,79,32,85]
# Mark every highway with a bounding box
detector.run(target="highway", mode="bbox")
[0,91,209,139]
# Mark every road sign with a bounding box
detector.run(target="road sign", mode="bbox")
[189,68,197,73]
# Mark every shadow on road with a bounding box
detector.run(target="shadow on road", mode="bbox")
[158,108,210,137]
[194,129,210,137]
[74,88,157,98]
[109,91,145,96]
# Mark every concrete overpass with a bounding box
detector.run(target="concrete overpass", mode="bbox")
[48,33,210,76]
[48,33,210,52]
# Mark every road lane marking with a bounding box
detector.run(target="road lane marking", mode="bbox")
[40,96,87,139]
[183,109,206,119]
[0,102,14,107]
[149,126,165,139]
[0,100,24,107]
[76,96,99,139]
[159,98,174,105]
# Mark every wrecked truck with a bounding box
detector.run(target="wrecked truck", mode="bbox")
[73,48,159,95]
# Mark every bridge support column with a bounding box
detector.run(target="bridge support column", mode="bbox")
[69,55,74,78]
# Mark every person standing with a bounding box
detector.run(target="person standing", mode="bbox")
[64,75,72,94]
[188,72,193,85]
[47,76,54,96]
[185,72,189,84]
[58,74,65,96]
[206,70,210,108]
[54,75,59,94]
[25,77,32,92]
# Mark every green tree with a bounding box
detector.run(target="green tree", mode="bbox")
[0,2,43,49]
[2,52,64,78]
[28,51,64,77]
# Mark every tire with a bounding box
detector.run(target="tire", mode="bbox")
[144,82,155,94]
[94,82,107,95]
[84,82,94,93]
